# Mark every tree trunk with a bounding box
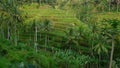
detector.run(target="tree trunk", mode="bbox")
[45,34,47,51]
[117,0,119,12]
[99,54,101,68]
[109,0,111,12]
[109,36,115,68]
[102,6,104,12]
[34,23,38,53]
[7,22,10,40]
[14,24,17,46]
[47,35,49,45]
[0,26,4,38]
[40,33,41,41]
[40,0,41,5]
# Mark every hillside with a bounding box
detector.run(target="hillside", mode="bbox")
[0,0,120,68]
[22,4,84,37]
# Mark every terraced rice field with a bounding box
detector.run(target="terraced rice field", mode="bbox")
[22,4,84,37]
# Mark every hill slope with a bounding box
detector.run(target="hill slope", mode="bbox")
[22,4,85,37]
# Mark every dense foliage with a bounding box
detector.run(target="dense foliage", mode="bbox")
[0,0,120,68]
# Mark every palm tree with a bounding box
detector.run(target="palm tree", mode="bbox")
[85,19,106,68]
[93,34,109,68]
[88,22,100,56]
[0,1,13,40]
[32,19,43,53]
[12,8,22,46]
[41,19,52,50]
[5,15,12,40]
[0,0,23,46]
[7,22,11,40]
[6,0,22,46]
[0,13,5,38]
[32,20,38,53]
[64,24,79,50]
[101,19,120,68]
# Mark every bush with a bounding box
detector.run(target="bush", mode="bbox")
[54,50,91,68]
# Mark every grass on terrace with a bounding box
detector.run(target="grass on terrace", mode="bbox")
[21,3,85,37]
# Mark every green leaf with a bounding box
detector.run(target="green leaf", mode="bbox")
[101,45,108,53]
[98,47,101,54]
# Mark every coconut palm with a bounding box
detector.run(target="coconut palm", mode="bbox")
[93,34,109,68]
[32,20,38,53]
[0,0,23,46]
[41,19,53,50]
[101,19,120,68]
[88,21,100,56]
[64,25,78,50]
[0,13,5,38]
[3,0,22,46]
[30,19,42,53]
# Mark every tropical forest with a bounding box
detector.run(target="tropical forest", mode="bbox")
[0,0,120,68]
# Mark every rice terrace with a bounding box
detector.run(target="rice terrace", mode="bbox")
[0,0,120,68]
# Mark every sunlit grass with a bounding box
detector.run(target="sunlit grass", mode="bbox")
[93,12,120,21]
[22,3,86,37]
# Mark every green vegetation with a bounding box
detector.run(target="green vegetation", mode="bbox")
[0,0,120,68]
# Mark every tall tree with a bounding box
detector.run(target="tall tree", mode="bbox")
[41,19,52,50]
[101,19,120,68]
[93,34,109,68]
[0,13,5,38]
[33,20,38,53]
[65,26,78,50]
[0,0,23,46]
